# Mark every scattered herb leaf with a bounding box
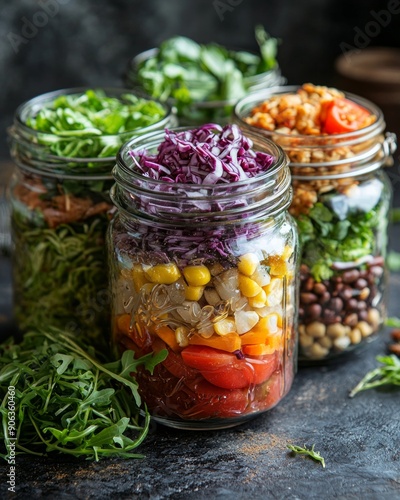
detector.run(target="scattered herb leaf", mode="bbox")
[349,355,400,397]
[387,251,400,272]
[287,443,326,468]
[385,317,400,328]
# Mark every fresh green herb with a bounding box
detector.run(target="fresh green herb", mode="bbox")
[287,443,326,468]
[12,208,111,349]
[349,355,400,397]
[134,27,279,120]
[385,317,400,328]
[387,251,400,272]
[390,207,400,223]
[297,199,383,281]
[0,329,167,460]
[26,89,166,159]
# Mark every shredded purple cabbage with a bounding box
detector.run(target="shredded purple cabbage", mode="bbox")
[129,123,274,184]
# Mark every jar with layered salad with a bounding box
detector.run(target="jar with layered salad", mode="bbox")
[126,29,284,125]
[109,123,299,429]
[8,88,174,350]
[234,83,396,363]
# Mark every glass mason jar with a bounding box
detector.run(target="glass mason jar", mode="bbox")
[234,86,396,363]
[8,88,175,349]
[126,48,285,125]
[108,128,299,429]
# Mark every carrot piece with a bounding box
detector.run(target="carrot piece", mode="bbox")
[116,314,134,334]
[189,333,241,352]
[243,344,275,356]
[155,325,180,352]
[240,329,268,345]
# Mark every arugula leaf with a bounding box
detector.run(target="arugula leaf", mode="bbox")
[287,443,326,468]
[387,251,400,272]
[385,317,400,328]
[349,355,400,397]
[0,329,166,460]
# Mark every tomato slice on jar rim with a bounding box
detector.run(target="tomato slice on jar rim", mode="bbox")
[321,98,371,134]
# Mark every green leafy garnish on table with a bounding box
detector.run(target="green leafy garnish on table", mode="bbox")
[387,251,400,272]
[0,329,167,460]
[385,317,400,328]
[349,355,400,398]
[26,89,166,159]
[287,443,326,468]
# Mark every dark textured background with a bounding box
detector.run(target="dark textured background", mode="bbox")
[1,0,400,161]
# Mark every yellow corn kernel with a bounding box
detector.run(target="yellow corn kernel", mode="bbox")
[282,245,294,260]
[248,289,267,308]
[184,285,204,301]
[260,313,279,334]
[131,265,149,292]
[214,317,237,336]
[175,326,190,347]
[144,263,181,284]
[263,278,283,307]
[183,265,211,286]
[237,253,259,276]
[239,274,262,298]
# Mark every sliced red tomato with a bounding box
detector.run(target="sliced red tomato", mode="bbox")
[181,346,278,390]
[181,345,236,371]
[183,380,249,419]
[161,347,199,380]
[321,98,371,134]
[246,352,279,385]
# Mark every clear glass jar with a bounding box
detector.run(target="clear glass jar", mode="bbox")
[108,128,299,429]
[234,86,396,363]
[126,48,285,125]
[8,88,175,349]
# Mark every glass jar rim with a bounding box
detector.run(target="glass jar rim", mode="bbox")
[112,125,292,226]
[233,85,386,143]
[115,125,289,192]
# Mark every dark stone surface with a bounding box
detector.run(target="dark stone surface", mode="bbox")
[0,176,399,499]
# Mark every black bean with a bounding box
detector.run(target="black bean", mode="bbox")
[300,292,318,304]
[320,291,331,305]
[328,297,344,313]
[355,278,368,290]
[342,269,360,283]
[357,301,367,311]
[346,298,359,311]
[369,266,384,278]
[323,309,338,324]
[358,310,368,321]
[306,303,322,320]
[344,313,358,327]
[339,287,353,301]
[302,277,315,292]
[313,282,327,295]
